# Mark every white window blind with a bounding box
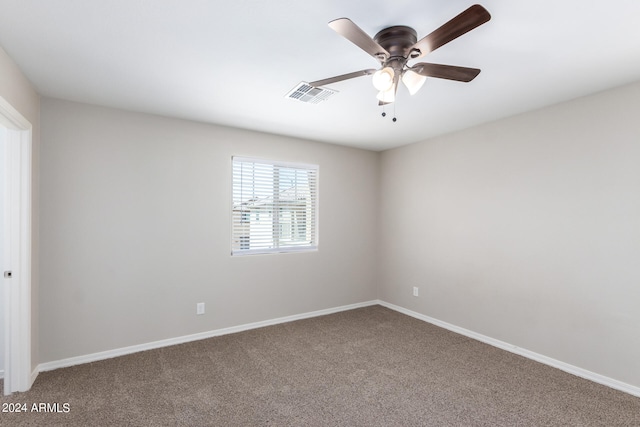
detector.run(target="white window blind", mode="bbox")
[232,157,318,255]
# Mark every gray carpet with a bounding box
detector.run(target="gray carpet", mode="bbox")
[1,305,639,426]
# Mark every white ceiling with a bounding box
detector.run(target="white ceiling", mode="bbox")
[1,1,640,151]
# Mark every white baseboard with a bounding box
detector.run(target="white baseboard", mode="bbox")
[38,300,379,373]
[377,300,640,398]
[0,369,3,379]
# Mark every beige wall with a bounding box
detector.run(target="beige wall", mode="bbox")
[39,98,379,362]
[379,81,640,388]
[0,46,40,374]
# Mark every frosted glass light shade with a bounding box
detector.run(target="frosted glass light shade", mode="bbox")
[376,85,396,103]
[372,67,395,91]
[401,70,427,95]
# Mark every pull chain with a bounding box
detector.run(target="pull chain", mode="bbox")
[381,104,397,122]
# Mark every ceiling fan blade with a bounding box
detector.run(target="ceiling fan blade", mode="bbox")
[411,4,491,59]
[329,18,390,62]
[309,69,376,87]
[410,63,481,82]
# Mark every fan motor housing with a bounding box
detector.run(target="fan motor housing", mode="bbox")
[373,26,418,58]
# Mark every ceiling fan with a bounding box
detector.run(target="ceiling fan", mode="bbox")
[309,4,491,107]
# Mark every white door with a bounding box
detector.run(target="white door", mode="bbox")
[1,126,6,380]
[0,96,33,395]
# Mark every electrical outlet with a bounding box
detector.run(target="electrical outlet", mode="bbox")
[196,302,205,315]
[413,287,419,297]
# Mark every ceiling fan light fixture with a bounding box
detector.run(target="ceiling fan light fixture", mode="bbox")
[401,70,427,95]
[317,5,491,109]
[376,85,396,103]
[372,67,395,91]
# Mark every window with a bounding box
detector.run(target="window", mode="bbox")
[232,157,318,255]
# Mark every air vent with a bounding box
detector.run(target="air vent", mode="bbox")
[285,82,337,104]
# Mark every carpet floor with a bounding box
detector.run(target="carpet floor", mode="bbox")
[1,305,639,426]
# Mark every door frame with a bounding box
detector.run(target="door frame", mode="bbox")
[1,95,32,395]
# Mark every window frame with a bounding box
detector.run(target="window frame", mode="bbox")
[231,156,319,256]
